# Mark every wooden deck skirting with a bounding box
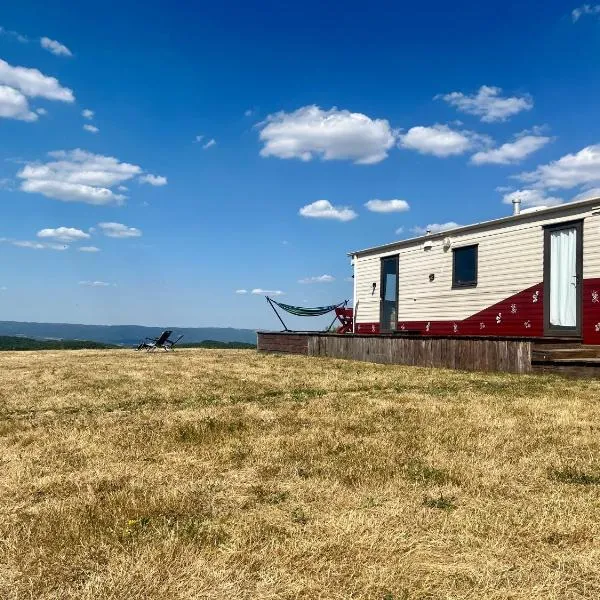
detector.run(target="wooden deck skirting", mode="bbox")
[257,332,533,374]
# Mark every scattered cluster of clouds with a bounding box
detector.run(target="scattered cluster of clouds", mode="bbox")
[298,274,335,284]
[2,220,142,254]
[0,57,74,121]
[516,144,600,190]
[236,288,285,296]
[0,27,72,57]
[2,239,68,251]
[258,105,397,165]
[17,149,166,205]
[81,108,99,134]
[437,86,533,123]
[410,222,461,235]
[194,135,216,149]
[257,96,546,167]
[495,143,600,208]
[572,4,600,21]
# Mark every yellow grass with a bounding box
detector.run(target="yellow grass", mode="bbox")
[1,348,600,599]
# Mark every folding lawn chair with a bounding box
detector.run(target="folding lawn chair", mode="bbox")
[136,330,174,352]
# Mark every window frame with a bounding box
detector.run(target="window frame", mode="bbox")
[452,243,478,289]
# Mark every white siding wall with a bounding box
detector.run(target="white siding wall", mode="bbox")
[353,205,600,324]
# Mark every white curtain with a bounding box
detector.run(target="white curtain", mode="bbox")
[549,228,577,327]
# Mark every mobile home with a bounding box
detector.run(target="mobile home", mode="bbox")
[350,196,600,345]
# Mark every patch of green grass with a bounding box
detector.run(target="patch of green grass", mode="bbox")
[403,458,457,486]
[549,467,600,486]
[423,494,457,511]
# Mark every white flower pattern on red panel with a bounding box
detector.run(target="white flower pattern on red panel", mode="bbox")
[453,323,458,333]
[496,313,502,324]
[592,290,599,304]
[425,322,431,332]
[532,290,539,303]
[510,303,517,314]
[524,320,531,329]
[595,323,600,333]
[479,322,485,330]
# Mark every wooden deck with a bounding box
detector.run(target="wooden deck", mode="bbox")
[257,331,600,377]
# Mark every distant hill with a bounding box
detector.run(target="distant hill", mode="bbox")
[0,321,257,347]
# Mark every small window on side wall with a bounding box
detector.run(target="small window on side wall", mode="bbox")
[452,244,478,288]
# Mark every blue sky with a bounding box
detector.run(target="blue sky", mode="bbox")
[1,1,600,329]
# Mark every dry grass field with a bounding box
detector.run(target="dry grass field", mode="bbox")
[1,349,600,599]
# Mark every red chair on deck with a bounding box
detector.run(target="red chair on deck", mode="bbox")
[335,306,354,334]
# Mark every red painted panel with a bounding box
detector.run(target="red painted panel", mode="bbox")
[355,283,546,339]
[354,280,600,344]
[582,279,600,344]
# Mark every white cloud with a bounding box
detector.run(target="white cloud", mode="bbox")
[298,274,335,284]
[437,85,533,122]
[98,222,142,238]
[495,185,514,193]
[36,107,47,116]
[571,187,600,202]
[0,85,37,121]
[40,37,72,57]
[299,199,357,222]
[17,149,143,205]
[0,58,74,102]
[365,198,410,213]
[502,189,563,208]
[572,4,600,21]
[0,27,28,43]
[235,289,248,294]
[83,124,99,134]
[395,226,404,235]
[11,240,68,250]
[82,108,94,119]
[399,124,491,157]
[516,144,600,190]
[471,133,551,165]
[37,226,90,242]
[139,173,167,186]
[194,135,203,143]
[78,246,100,253]
[244,109,254,117]
[203,139,216,150]
[79,280,112,287]
[251,288,284,296]
[258,105,397,165]
[411,222,461,235]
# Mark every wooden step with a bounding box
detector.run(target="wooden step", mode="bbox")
[532,347,600,361]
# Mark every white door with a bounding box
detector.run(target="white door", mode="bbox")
[545,223,582,335]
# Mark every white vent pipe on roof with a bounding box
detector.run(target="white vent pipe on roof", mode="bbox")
[512,195,521,215]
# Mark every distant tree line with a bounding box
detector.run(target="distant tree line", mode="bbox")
[0,336,256,351]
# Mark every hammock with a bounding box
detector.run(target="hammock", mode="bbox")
[266,297,348,332]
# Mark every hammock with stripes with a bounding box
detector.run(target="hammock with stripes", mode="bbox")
[266,296,348,331]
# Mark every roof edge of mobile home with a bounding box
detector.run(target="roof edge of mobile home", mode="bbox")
[348,196,600,257]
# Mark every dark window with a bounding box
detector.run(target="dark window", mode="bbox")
[452,245,478,288]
